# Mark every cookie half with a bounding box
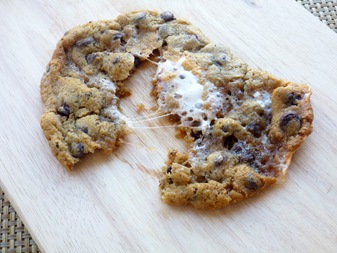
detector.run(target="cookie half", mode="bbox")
[154,48,313,208]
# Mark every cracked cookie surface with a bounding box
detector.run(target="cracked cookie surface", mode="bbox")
[40,10,313,208]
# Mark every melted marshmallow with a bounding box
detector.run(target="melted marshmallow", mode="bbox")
[156,58,224,128]
[157,58,203,109]
[253,91,271,109]
[88,75,117,93]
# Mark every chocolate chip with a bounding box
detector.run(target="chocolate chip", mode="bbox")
[134,12,146,22]
[75,37,95,47]
[160,11,175,22]
[224,135,238,149]
[241,151,255,165]
[80,126,88,134]
[265,111,272,125]
[213,60,223,67]
[232,141,255,165]
[285,92,302,106]
[232,141,244,154]
[212,54,227,67]
[113,57,120,64]
[246,122,264,138]
[166,166,172,174]
[134,57,141,68]
[196,176,206,183]
[214,155,224,166]
[245,174,259,190]
[191,120,201,127]
[191,131,203,140]
[57,102,70,117]
[279,113,302,135]
[222,126,229,132]
[85,53,96,64]
[179,74,185,79]
[71,143,85,158]
[46,65,50,73]
[120,38,127,46]
[174,93,183,99]
[112,32,122,41]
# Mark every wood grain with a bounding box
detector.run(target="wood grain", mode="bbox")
[1,0,337,252]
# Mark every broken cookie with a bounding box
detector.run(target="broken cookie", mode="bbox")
[40,10,313,209]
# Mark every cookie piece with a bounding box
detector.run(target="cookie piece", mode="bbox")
[40,10,313,209]
[154,45,313,209]
[40,10,209,170]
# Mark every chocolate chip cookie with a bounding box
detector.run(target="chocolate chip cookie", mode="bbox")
[40,10,313,208]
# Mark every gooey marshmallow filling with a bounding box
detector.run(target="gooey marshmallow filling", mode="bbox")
[155,58,224,129]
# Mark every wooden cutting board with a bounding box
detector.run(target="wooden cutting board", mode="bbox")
[1,0,337,252]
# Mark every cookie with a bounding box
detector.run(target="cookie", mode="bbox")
[155,49,313,208]
[40,10,313,208]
